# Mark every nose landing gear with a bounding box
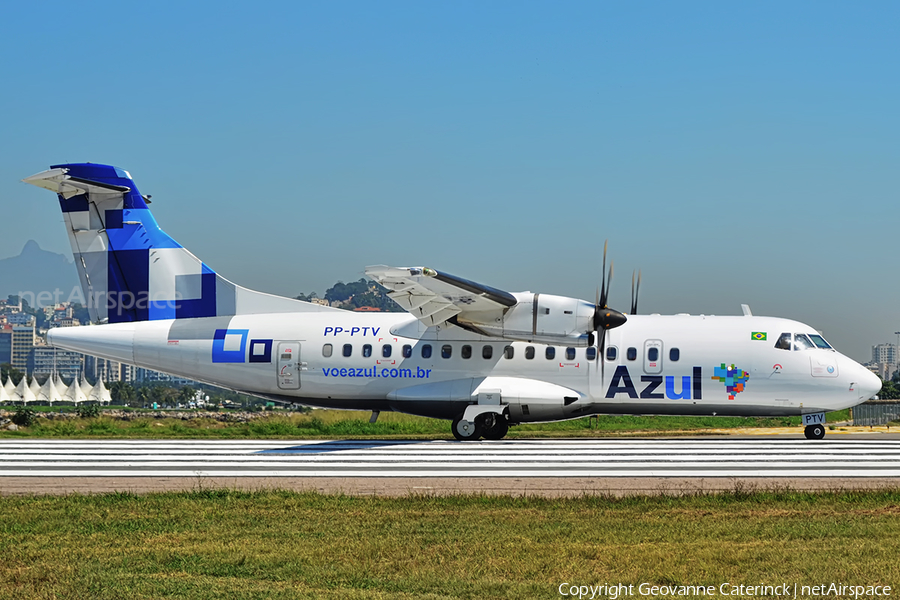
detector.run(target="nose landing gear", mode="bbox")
[804,424,826,440]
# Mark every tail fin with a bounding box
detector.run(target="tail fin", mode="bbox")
[24,163,319,323]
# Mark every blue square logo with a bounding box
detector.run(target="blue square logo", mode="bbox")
[212,329,248,363]
[248,339,273,363]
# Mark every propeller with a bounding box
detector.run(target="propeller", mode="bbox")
[592,241,627,379]
[630,269,641,315]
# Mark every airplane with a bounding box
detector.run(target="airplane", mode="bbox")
[23,163,882,441]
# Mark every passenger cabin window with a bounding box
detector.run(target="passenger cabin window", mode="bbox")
[546,347,556,360]
[402,344,412,358]
[669,348,680,361]
[774,333,792,350]
[322,344,333,358]
[342,344,352,357]
[627,347,637,361]
[504,346,514,359]
[483,345,493,359]
[606,346,617,361]
[525,346,535,360]
[793,333,814,351]
[566,347,576,360]
[586,347,597,361]
[809,334,833,349]
[648,347,659,362]
[382,345,392,358]
[362,344,372,358]
[461,345,472,359]
[442,345,452,359]
[421,344,432,359]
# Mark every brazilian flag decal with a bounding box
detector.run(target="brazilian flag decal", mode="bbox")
[751,332,767,341]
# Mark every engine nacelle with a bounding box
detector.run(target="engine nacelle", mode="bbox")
[456,292,596,346]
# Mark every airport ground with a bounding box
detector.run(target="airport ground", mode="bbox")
[2,411,899,598]
[0,406,867,440]
[0,487,898,599]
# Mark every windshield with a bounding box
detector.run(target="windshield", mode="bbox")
[808,334,833,349]
[793,333,814,351]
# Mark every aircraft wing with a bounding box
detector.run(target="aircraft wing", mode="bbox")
[366,265,517,327]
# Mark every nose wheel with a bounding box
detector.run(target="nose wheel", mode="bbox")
[804,424,826,440]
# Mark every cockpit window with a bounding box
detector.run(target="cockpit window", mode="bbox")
[808,334,833,349]
[774,333,792,350]
[793,333,814,351]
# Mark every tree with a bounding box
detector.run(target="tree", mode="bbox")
[178,386,196,405]
[0,363,23,385]
[877,379,900,400]
[109,381,134,404]
[136,387,152,407]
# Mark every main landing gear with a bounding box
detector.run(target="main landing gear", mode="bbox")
[804,424,826,440]
[452,412,509,441]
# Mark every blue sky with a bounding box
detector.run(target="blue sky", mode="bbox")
[1,1,897,361]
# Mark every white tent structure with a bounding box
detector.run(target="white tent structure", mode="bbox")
[88,378,112,405]
[37,376,63,404]
[63,377,88,404]
[15,377,35,404]
[1,371,113,406]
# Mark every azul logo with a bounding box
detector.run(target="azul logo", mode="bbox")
[605,366,703,400]
[212,329,273,364]
[711,364,749,399]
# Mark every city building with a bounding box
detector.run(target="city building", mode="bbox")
[872,343,898,365]
[85,355,136,383]
[31,346,85,380]
[11,325,35,371]
[6,313,35,326]
[136,367,199,387]
[0,325,11,364]
[866,362,894,380]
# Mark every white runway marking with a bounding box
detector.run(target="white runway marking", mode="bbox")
[2,439,900,477]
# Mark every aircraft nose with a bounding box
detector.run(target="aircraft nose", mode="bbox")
[856,364,883,401]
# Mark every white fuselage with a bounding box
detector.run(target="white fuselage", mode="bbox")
[48,308,880,422]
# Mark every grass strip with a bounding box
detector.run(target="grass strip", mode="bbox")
[0,488,897,599]
[0,409,853,440]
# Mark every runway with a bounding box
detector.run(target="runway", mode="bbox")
[2,438,900,477]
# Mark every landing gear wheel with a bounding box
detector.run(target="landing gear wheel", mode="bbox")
[804,424,826,440]
[452,416,482,441]
[480,414,509,440]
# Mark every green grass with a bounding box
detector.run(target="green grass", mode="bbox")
[0,488,897,599]
[0,408,853,439]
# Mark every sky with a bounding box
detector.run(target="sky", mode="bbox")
[1,1,898,362]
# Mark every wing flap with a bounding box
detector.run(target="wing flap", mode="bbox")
[367,264,513,327]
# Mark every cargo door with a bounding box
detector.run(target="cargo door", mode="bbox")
[276,342,302,390]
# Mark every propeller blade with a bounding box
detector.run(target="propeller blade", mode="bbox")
[606,261,613,306]
[599,241,608,309]
[630,271,635,314]
[592,239,627,378]
[598,328,607,380]
[630,270,641,315]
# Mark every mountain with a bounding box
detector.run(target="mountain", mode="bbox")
[0,240,80,307]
